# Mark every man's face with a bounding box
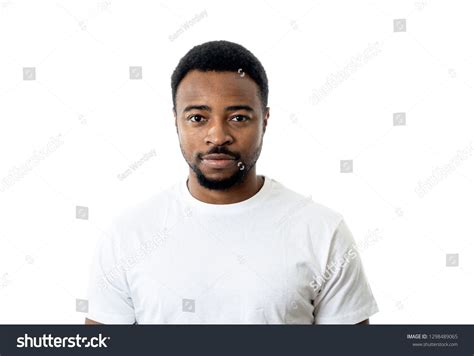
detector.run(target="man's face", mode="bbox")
[174,70,269,191]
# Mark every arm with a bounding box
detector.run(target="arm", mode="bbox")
[86,217,136,325]
[312,219,379,324]
[85,318,103,325]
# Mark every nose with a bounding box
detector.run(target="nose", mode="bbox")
[205,118,233,146]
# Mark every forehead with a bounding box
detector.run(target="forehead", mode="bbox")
[175,70,260,111]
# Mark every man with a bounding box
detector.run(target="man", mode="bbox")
[85,40,378,325]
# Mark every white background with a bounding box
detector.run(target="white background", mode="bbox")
[0,0,473,323]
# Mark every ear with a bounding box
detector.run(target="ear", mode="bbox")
[263,107,270,134]
[173,108,178,133]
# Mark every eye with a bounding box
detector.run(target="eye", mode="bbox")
[231,115,250,122]
[188,115,206,123]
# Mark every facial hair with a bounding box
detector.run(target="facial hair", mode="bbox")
[180,138,263,191]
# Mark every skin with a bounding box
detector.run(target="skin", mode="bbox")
[85,69,370,325]
[85,318,102,324]
[173,69,269,204]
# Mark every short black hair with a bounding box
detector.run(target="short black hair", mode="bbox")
[171,40,269,111]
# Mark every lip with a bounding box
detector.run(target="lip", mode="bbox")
[201,153,237,169]
[201,158,235,169]
[201,154,235,160]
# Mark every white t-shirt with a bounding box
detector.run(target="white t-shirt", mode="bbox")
[86,175,379,324]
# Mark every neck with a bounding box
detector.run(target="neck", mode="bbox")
[187,168,264,204]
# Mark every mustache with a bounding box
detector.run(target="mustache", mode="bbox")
[199,147,239,160]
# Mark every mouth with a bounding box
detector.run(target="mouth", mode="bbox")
[201,153,237,169]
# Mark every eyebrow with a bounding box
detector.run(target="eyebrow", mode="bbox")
[182,105,255,113]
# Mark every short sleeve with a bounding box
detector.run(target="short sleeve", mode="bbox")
[312,218,379,324]
[86,220,136,324]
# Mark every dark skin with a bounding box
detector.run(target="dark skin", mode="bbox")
[173,69,268,204]
[85,69,369,325]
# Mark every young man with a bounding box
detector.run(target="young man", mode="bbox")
[85,40,378,325]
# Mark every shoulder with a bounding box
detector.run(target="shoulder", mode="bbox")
[268,178,353,269]
[115,181,181,227]
[269,177,344,234]
[98,181,182,251]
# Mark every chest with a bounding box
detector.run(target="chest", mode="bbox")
[126,217,319,324]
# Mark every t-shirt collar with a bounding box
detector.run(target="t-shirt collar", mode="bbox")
[179,174,272,215]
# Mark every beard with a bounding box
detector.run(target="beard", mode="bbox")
[180,139,263,191]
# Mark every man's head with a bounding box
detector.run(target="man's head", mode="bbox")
[171,40,269,191]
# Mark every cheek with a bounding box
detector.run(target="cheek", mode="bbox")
[178,131,203,159]
[242,130,262,149]
[178,126,199,145]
